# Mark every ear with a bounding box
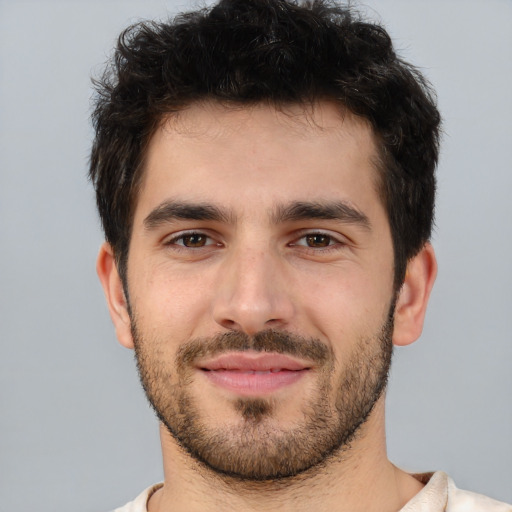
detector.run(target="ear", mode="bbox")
[96,242,134,349]
[393,243,437,347]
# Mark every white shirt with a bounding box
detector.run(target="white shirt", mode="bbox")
[112,471,511,512]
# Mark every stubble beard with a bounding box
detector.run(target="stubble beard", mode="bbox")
[132,313,394,481]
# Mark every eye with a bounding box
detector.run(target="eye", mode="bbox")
[292,232,340,249]
[179,233,208,248]
[166,232,217,248]
[304,233,334,248]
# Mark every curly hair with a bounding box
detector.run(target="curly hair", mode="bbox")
[89,0,441,290]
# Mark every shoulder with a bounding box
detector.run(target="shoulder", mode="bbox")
[401,471,511,512]
[446,476,512,512]
[110,483,163,512]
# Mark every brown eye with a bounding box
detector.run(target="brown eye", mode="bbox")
[305,234,332,247]
[181,233,208,247]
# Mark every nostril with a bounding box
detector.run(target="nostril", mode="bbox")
[219,318,238,330]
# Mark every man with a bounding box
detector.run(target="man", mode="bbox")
[89,1,511,510]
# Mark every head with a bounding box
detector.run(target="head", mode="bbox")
[91,0,440,482]
[90,0,440,293]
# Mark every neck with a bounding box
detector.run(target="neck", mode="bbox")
[148,399,424,512]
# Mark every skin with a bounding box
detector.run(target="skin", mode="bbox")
[98,100,437,511]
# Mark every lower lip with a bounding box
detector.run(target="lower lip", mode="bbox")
[201,369,307,396]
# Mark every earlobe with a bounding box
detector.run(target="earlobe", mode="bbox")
[392,243,437,347]
[96,242,134,349]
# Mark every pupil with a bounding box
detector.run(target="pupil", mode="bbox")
[307,234,330,247]
[185,234,205,247]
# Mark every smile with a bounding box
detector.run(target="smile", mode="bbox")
[210,368,288,374]
[198,351,312,395]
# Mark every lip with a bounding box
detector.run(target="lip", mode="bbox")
[197,351,312,396]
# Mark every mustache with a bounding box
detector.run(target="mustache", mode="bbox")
[176,329,332,368]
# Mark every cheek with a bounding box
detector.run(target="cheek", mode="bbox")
[293,263,393,343]
[129,263,214,340]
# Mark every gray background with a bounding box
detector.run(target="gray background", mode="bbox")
[1,0,511,510]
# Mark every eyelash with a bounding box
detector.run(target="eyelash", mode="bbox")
[289,231,347,253]
[164,231,219,249]
[164,230,347,253]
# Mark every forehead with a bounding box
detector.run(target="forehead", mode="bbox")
[135,100,382,223]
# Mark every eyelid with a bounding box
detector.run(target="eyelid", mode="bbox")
[164,229,220,247]
[289,229,348,247]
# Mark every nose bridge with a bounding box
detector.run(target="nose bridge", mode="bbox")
[213,240,293,334]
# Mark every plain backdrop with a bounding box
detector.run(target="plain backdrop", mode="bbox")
[0,1,511,510]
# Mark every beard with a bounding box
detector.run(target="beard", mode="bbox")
[132,311,394,481]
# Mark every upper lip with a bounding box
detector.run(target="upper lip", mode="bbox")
[198,351,312,372]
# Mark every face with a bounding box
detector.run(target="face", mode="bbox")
[124,101,397,480]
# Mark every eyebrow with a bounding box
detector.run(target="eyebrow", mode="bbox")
[143,199,370,230]
[143,201,232,229]
[272,201,371,229]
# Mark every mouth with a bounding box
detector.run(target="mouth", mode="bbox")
[197,351,312,396]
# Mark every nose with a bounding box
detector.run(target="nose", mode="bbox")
[212,246,295,335]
